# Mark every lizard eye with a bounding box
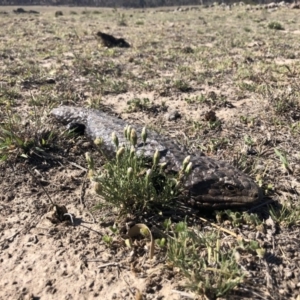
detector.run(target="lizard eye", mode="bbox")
[225,184,235,191]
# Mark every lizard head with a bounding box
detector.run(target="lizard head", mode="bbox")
[186,158,263,209]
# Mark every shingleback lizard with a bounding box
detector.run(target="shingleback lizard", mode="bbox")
[51,106,263,209]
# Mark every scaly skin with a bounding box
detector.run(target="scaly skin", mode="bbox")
[51,106,263,209]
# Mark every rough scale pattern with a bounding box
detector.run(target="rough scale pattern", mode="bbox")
[51,106,263,208]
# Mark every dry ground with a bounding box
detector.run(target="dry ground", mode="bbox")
[0,4,300,300]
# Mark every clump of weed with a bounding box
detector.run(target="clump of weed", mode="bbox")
[0,109,56,162]
[86,126,192,216]
[117,13,127,26]
[173,79,191,92]
[126,97,150,112]
[269,200,300,227]
[167,221,245,298]
[268,21,284,30]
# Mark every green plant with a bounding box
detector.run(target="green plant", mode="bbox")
[117,13,127,26]
[103,79,128,94]
[268,21,284,30]
[102,235,113,245]
[0,87,21,106]
[155,237,167,248]
[126,97,150,112]
[167,221,244,298]
[243,135,255,147]
[218,210,262,227]
[0,109,55,161]
[269,201,300,227]
[135,20,144,25]
[273,95,297,115]
[87,126,192,216]
[206,138,229,153]
[237,238,261,253]
[274,148,290,172]
[184,94,206,104]
[208,119,222,130]
[173,79,191,92]
[237,81,257,92]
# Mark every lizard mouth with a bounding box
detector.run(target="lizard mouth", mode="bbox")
[187,178,263,209]
[187,193,262,209]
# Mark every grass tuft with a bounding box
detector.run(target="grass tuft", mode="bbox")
[87,126,192,216]
[167,221,245,298]
[268,21,284,30]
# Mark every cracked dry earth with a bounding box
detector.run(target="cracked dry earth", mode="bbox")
[1,4,300,300]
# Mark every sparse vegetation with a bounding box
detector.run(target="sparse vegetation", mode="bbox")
[173,79,191,92]
[126,97,150,112]
[167,221,245,298]
[116,12,127,26]
[268,21,284,30]
[135,20,144,25]
[0,109,56,161]
[0,4,299,300]
[87,126,191,216]
[269,201,300,227]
